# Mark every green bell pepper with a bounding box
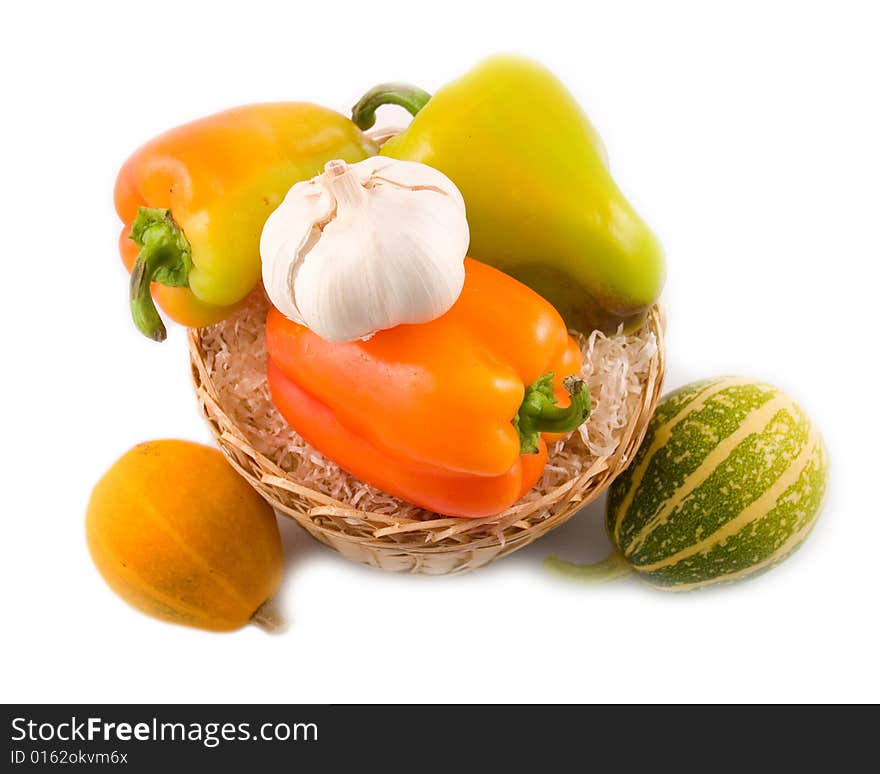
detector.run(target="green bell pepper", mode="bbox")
[352,54,664,333]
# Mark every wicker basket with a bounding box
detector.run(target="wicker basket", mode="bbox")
[188,303,665,575]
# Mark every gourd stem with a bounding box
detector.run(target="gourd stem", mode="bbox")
[351,83,432,130]
[544,550,634,582]
[128,207,193,342]
[515,374,591,454]
[251,599,287,633]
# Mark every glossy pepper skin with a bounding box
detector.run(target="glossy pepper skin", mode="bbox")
[115,103,377,340]
[266,258,591,518]
[352,55,664,334]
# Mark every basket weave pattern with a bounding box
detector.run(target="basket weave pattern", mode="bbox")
[188,305,665,575]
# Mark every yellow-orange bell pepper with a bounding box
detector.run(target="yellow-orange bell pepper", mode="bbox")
[114,103,377,340]
[266,258,591,518]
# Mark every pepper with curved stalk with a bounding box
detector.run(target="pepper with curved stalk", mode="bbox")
[115,103,377,341]
[352,55,665,334]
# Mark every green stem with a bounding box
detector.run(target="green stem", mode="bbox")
[128,207,192,342]
[351,83,432,130]
[514,374,591,454]
[544,550,634,582]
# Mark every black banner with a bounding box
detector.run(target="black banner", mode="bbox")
[3,704,875,770]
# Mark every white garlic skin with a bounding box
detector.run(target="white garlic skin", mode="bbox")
[260,157,469,342]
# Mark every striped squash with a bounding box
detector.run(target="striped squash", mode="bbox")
[603,376,829,591]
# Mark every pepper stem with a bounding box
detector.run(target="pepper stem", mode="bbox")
[514,373,591,454]
[128,207,192,342]
[351,83,432,130]
[544,550,634,582]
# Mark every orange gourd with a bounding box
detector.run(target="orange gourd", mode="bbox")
[86,440,284,632]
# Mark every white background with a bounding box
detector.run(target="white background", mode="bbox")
[3,1,878,703]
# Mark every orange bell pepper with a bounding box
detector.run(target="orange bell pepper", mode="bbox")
[266,258,591,518]
[114,103,377,341]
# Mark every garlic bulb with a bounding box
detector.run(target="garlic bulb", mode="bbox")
[260,157,469,342]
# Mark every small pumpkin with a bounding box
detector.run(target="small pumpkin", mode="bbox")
[86,439,284,632]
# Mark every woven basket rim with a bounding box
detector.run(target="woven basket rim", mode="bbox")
[188,299,665,573]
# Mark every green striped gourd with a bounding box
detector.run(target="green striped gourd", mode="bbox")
[549,376,829,591]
